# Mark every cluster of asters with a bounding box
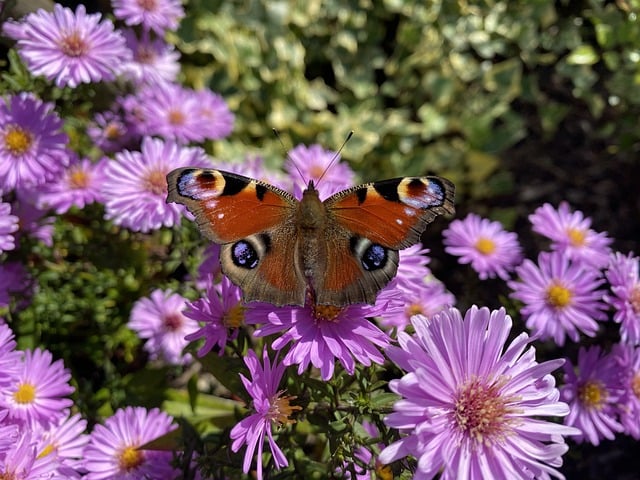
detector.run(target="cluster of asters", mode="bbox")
[0,2,638,480]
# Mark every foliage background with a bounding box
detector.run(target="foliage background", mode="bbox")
[2,0,640,478]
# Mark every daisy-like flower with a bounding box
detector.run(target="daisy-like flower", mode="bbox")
[195,244,222,289]
[112,0,185,34]
[604,252,640,345]
[0,93,69,191]
[36,157,107,214]
[3,4,130,88]
[250,298,391,381]
[230,348,300,480]
[560,346,624,445]
[184,276,244,356]
[102,136,209,232]
[610,343,640,438]
[394,244,432,290]
[0,429,60,480]
[286,144,355,198]
[380,306,579,479]
[82,406,178,480]
[529,202,612,268]
[0,201,19,252]
[0,348,74,428]
[34,413,89,475]
[121,29,180,86]
[443,213,523,280]
[0,323,21,387]
[508,251,608,346]
[87,111,134,154]
[137,83,234,143]
[128,288,198,365]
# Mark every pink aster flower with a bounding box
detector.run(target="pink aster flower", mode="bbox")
[0,429,60,480]
[394,244,432,290]
[250,299,391,381]
[136,83,234,143]
[443,213,523,280]
[529,202,612,268]
[604,252,640,345]
[0,93,69,191]
[560,346,624,445]
[610,343,640,438]
[112,0,185,34]
[230,348,300,480]
[128,288,198,365]
[286,144,355,198]
[3,4,130,88]
[102,136,210,232]
[87,111,135,154]
[0,348,74,428]
[36,156,107,214]
[82,406,178,480]
[34,412,89,475]
[380,305,579,479]
[0,201,18,252]
[121,29,180,86]
[184,276,244,356]
[508,251,608,346]
[195,244,222,289]
[0,322,21,387]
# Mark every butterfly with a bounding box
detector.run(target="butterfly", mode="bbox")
[166,167,455,307]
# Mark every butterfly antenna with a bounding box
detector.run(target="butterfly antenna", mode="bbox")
[316,130,354,186]
[273,128,308,185]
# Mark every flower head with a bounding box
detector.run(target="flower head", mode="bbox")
[0,429,60,480]
[0,93,69,191]
[604,252,640,345]
[560,346,624,445]
[380,306,579,479]
[529,202,612,268]
[112,0,185,34]
[82,406,178,479]
[610,343,640,439]
[121,28,180,86]
[129,289,198,365]
[4,4,130,88]
[102,136,210,232]
[0,323,21,387]
[443,213,523,280]
[34,412,89,474]
[0,201,19,252]
[230,348,300,480]
[508,251,608,346]
[87,110,134,154]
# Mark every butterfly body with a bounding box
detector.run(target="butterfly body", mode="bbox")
[167,168,454,307]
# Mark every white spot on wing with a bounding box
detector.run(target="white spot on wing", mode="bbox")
[396,218,403,225]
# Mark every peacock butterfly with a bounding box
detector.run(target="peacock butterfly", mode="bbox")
[166,165,454,307]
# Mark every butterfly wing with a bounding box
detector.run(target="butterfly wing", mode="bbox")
[166,168,307,305]
[313,176,455,305]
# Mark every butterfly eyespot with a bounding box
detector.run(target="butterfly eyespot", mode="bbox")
[361,243,388,271]
[231,240,259,269]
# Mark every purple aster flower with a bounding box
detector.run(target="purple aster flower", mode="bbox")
[0,322,21,387]
[12,190,55,247]
[112,0,185,34]
[560,346,624,445]
[286,144,355,198]
[443,213,523,280]
[36,156,107,214]
[128,288,198,365]
[0,429,60,480]
[82,406,178,480]
[0,348,74,428]
[121,28,180,86]
[604,252,640,345]
[529,202,613,268]
[0,93,69,191]
[184,276,244,356]
[0,201,19,252]
[87,110,135,153]
[610,343,640,438]
[3,4,130,88]
[394,244,432,290]
[102,136,210,232]
[380,305,579,479]
[230,348,300,480]
[136,83,234,143]
[34,412,89,475]
[195,243,222,289]
[508,251,608,346]
[250,299,391,381]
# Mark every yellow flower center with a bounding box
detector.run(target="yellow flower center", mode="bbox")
[143,169,167,195]
[104,122,123,141]
[119,446,145,471]
[68,167,90,189]
[37,443,55,459]
[222,303,245,328]
[566,228,586,247]
[578,380,606,409]
[309,164,326,180]
[312,304,344,322]
[453,376,513,446]
[137,0,158,11]
[60,31,88,57]
[475,237,496,255]
[13,382,36,404]
[168,109,185,126]
[269,392,302,425]
[630,285,640,314]
[4,126,33,155]
[546,283,572,308]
